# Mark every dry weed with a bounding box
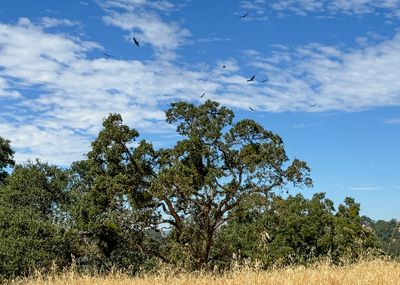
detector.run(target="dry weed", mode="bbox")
[10,259,400,285]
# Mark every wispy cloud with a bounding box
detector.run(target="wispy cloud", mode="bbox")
[239,0,268,19]
[0,17,251,164]
[1,12,400,165]
[99,0,190,59]
[240,0,266,12]
[271,0,323,16]
[328,0,400,17]
[328,184,345,189]
[244,31,400,112]
[40,17,80,28]
[385,118,400,124]
[197,37,231,43]
[0,18,199,164]
[350,183,381,191]
[293,123,317,129]
[0,78,21,98]
[329,183,382,191]
[238,0,400,18]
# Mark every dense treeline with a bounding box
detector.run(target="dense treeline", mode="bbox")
[0,100,388,279]
[362,216,400,257]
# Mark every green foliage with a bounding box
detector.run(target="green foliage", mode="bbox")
[68,113,158,273]
[0,102,387,279]
[152,100,312,269]
[213,193,380,269]
[332,198,377,262]
[0,161,70,278]
[361,217,400,257]
[0,136,15,184]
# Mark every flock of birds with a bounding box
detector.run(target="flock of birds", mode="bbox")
[102,11,317,112]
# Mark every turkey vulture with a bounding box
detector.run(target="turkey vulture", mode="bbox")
[133,36,140,46]
[247,75,255,82]
[103,53,114,58]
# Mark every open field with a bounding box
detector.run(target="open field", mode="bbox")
[11,259,400,285]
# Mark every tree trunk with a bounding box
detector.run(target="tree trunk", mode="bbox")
[197,230,213,268]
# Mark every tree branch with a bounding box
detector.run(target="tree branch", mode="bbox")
[162,194,183,231]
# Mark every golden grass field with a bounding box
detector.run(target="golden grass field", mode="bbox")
[11,259,400,285]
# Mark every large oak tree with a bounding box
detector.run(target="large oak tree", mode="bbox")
[150,100,313,268]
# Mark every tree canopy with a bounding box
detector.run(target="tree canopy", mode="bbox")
[0,101,385,280]
[213,193,379,269]
[150,100,312,268]
[0,161,69,278]
[68,113,157,271]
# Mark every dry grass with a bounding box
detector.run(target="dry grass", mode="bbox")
[11,259,400,285]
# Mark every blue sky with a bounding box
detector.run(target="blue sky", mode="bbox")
[1,0,400,220]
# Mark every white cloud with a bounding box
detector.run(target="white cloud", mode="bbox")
[1,14,400,165]
[328,0,400,15]
[40,17,80,28]
[100,0,190,58]
[240,0,400,17]
[271,0,323,16]
[244,31,400,112]
[385,118,400,124]
[0,77,21,98]
[350,183,382,191]
[197,37,231,43]
[239,0,267,15]
[0,18,226,164]
[0,122,90,166]
[100,0,176,12]
[329,183,382,191]
[293,123,317,128]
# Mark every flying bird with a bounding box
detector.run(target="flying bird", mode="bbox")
[239,12,249,18]
[103,53,114,58]
[200,92,206,98]
[261,78,268,83]
[222,65,226,69]
[249,107,255,111]
[309,103,317,108]
[247,75,255,82]
[132,36,140,46]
